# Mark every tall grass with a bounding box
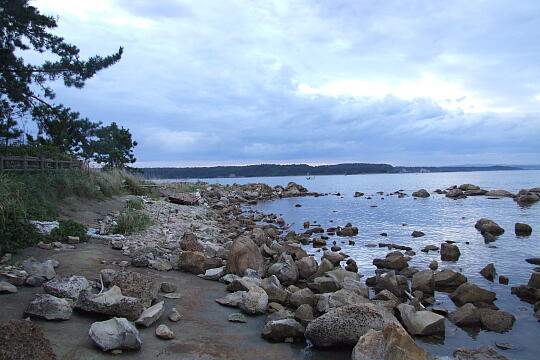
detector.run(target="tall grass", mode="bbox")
[0,168,149,252]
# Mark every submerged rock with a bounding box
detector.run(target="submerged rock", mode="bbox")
[89,317,142,351]
[453,346,509,360]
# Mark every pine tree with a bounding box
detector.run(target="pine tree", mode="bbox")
[0,100,22,152]
[86,122,137,169]
[0,0,123,152]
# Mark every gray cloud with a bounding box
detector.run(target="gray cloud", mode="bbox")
[36,0,540,166]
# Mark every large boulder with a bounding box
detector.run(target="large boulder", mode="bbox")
[25,294,73,320]
[440,243,461,261]
[89,317,142,352]
[226,236,264,276]
[23,259,55,280]
[434,269,467,290]
[239,286,268,315]
[478,308,515,333]
[260,275,288,304]
[296,256,318,279]
[305,304,398,348]
[449,303,481,327]
[449,283,496,306]
[316,289,371,313]
[261,318,305,342]
[475,219,504,236]
[515,191,540,205]
[76,286,145,321]
[396,304,445,336]
[0,320,56,360]
[43,275,89,301]
[178,251,223,275]
[446,188,464,198]
[110,270,159,306]
[289,288,314,308]
[412,270,434,294]
[352,323,430,360]
[267,253,299,285]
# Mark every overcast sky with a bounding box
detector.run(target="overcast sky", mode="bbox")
[33,0,540,167]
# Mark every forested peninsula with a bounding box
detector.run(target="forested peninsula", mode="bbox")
[140,163,520,179]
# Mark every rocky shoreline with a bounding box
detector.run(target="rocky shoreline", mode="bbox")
[0,181,538,359]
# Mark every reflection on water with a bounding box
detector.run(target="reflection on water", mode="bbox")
[180,170,540,358]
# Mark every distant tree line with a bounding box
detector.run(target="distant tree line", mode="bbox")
[0,0,136,169]
[140,163,521,179]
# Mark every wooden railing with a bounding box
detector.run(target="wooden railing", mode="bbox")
[0,155,86,172]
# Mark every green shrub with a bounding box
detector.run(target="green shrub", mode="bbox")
[48,219,88,242]
[125,198,144,210]
[113,209,152,234]
[0,213,43,253]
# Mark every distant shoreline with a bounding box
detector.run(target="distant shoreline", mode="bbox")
[138,163,524,180]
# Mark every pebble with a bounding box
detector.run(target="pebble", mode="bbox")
[155,324,175,339]
[168,308,182,322]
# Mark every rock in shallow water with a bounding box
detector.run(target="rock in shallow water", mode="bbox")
[261,318,305,342]
[155,324,175,339]
[0,280,17,294]
[396,304,445,336]
[89,317,142,351]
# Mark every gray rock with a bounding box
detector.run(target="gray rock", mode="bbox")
[160,282,177,293]
[412,270,434,294]
[261,318,305,342]
[23,259,55,280]
[317,289,371,313]
[216,291,245,307]
[25,294,73,320]
[475,219,504,236]
[528,272,540,289]
[0,281,17,294]
[135,301,164,327]
[199,266,225,281]
[228,313,247,323]
[76,286,145,321]
[89,317,142,351]
[434,269,467,290]
[25,276,45,287]
[239,286,268,315]
[352,323,430,360]
[305,304,398,348]
[296,256,318,279]
[267,253,299,285]
[449,303,481,327]
[260,275,288,304]
[155,324,175,339]
[484,190,514,197]
[110,270,159,306]
[168,307,182,322]
[478,308,515,333]
[412,189,430,198]
[43,275,90,300]
[289,288,314,308]
[396,304,445,336]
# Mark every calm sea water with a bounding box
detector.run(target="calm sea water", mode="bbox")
[164,170,540,359]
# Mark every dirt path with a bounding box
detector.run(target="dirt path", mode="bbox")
[58,195,134,229]
[0,241,349,360]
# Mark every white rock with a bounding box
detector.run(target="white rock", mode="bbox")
[135,301,164,327]
[155,324,175,339]
[89,317,142,351]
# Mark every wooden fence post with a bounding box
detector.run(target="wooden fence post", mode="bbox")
[0,155,3,171]
[22,155,28,170]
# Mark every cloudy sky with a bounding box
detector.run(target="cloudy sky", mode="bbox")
[33,0,540,167]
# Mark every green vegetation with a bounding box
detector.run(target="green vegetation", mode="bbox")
[125,198,144,210]
[0,169,148,253]
[113,208,153,235]
[49,220,88,243]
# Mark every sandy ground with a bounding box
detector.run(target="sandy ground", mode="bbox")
[1,194,349,360]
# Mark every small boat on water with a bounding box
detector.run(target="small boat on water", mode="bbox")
[306,172,314,180]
